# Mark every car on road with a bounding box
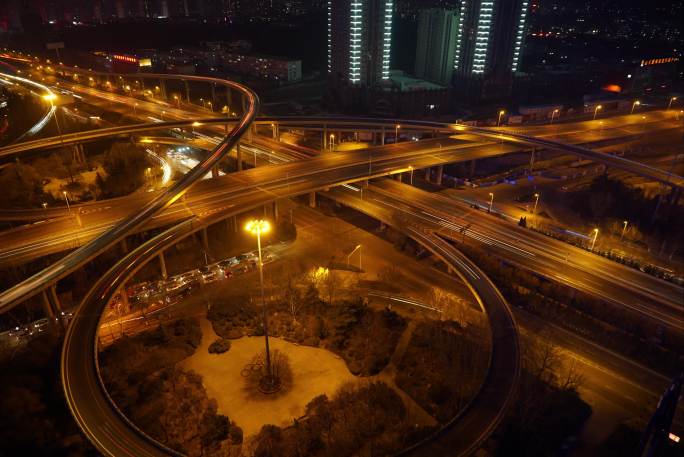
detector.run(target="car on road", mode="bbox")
[8,326,29,339]
[31,318,49,335]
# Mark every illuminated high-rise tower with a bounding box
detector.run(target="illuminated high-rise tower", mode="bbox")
[452,0,529,100]
[328,0,394,87]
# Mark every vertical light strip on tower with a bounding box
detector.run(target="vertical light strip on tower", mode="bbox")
[453,0,467,70]
[511,0,528,72]
[327,1,332,73]
[382,0,393,80]
[472,0,494,74]
[349,0,363,83]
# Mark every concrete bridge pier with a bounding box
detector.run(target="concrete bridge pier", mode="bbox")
[435,165,444,186]
[323,125,328,150]
[120,238,128,255]
[48,284,62,314]
[212,165,219,178]
[159,79,167,100]
[159,252,167,279]
[273,200,279,222]
[236,144,243,171]
[201,227,209,252]
[309,192,316,208]
[425,168,431,182]
[381,127,386,146]
[529,149,536,174]
[183,80,190,103]
[42,290,56,321]
[470,159,477,177]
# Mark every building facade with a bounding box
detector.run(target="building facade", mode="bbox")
[452,0,529,101]
[414,8,460,86]
[328,0,394,87]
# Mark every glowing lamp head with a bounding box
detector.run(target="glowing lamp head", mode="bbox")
[192,122,201,127]
[245,219,270,235]
[499,110,505,115]
[42,93,57,102]
[634,100,640,105]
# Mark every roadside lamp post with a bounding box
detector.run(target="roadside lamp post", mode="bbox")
[408,165,414,185]
[173,94,180,108]
[620,220,628,241]
[62,191,71,213]
[200,97,205,108]
[329,133,335,151]
[245,219,279,393]
[42,202,47,209]
[161,110,165,120]
[488,192,494,213]
[533,193,540,216]
[593,105,602,120]
[207,101,212,111]
[133,102,138,116]
[347,244,362,269]
[590,228,599,252]
[395,124,401,143]
[630,100,640,114]
[497,110,505,127]
[42,93,63,144]
[550,109,559,124]
[667,96,677,110]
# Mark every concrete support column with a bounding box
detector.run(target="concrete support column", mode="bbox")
[425,168,431,182]
[183,80,190,103]
[119,285,130,314]
[470,159,476,177]
[273,200,279,222]
[159,79,167,99]
[236,144,243,171]
[233,215,238,233]
[42,290,56,320]
[49,284,61,312]
[396,173,402,182]
[323,125,328,150]
[381,127,386,146]
[212,165,219,178]
[159,252,167,279]
[529,148,536,174]
[201,227,209,251]
[309,192,316,208]
[120,238,128,254]
[226,86,232,110]
[241,95,247,116]
[435,165,444,186]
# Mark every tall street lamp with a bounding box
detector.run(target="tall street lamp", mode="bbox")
[488,192,494,213]
[245,219,279,393]
[497,110,505,127]
[329,133,335,151]
[42,93,63,144]
[347,244,362,269]
[590,228,599,252]
[620,220,628,241]
[550,109,559,124]
[630,100,640,114]
[408,165,414,185]
[395,124,401,143]
[533,193,540,216]
[173,94,180,108]
[62,190,71,213]
[668,96,677,110]
[593,105,602,120]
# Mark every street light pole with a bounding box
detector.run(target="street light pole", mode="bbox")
[62,191,71,213]
[245,219,277,392]
[488,192,494,213]
[347,244,362,269]
[620,220,628,241]
[395,124,401,143]
[590,228,599,252]
[593,105,602,120]
[631,100,640,114]
[668,96,677,110]
[550,109,559,124]
[42,93,63,144]
[533,193,540,216]
[497,110,505,127]
[329,134,335,151]
[409,165,414,185]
